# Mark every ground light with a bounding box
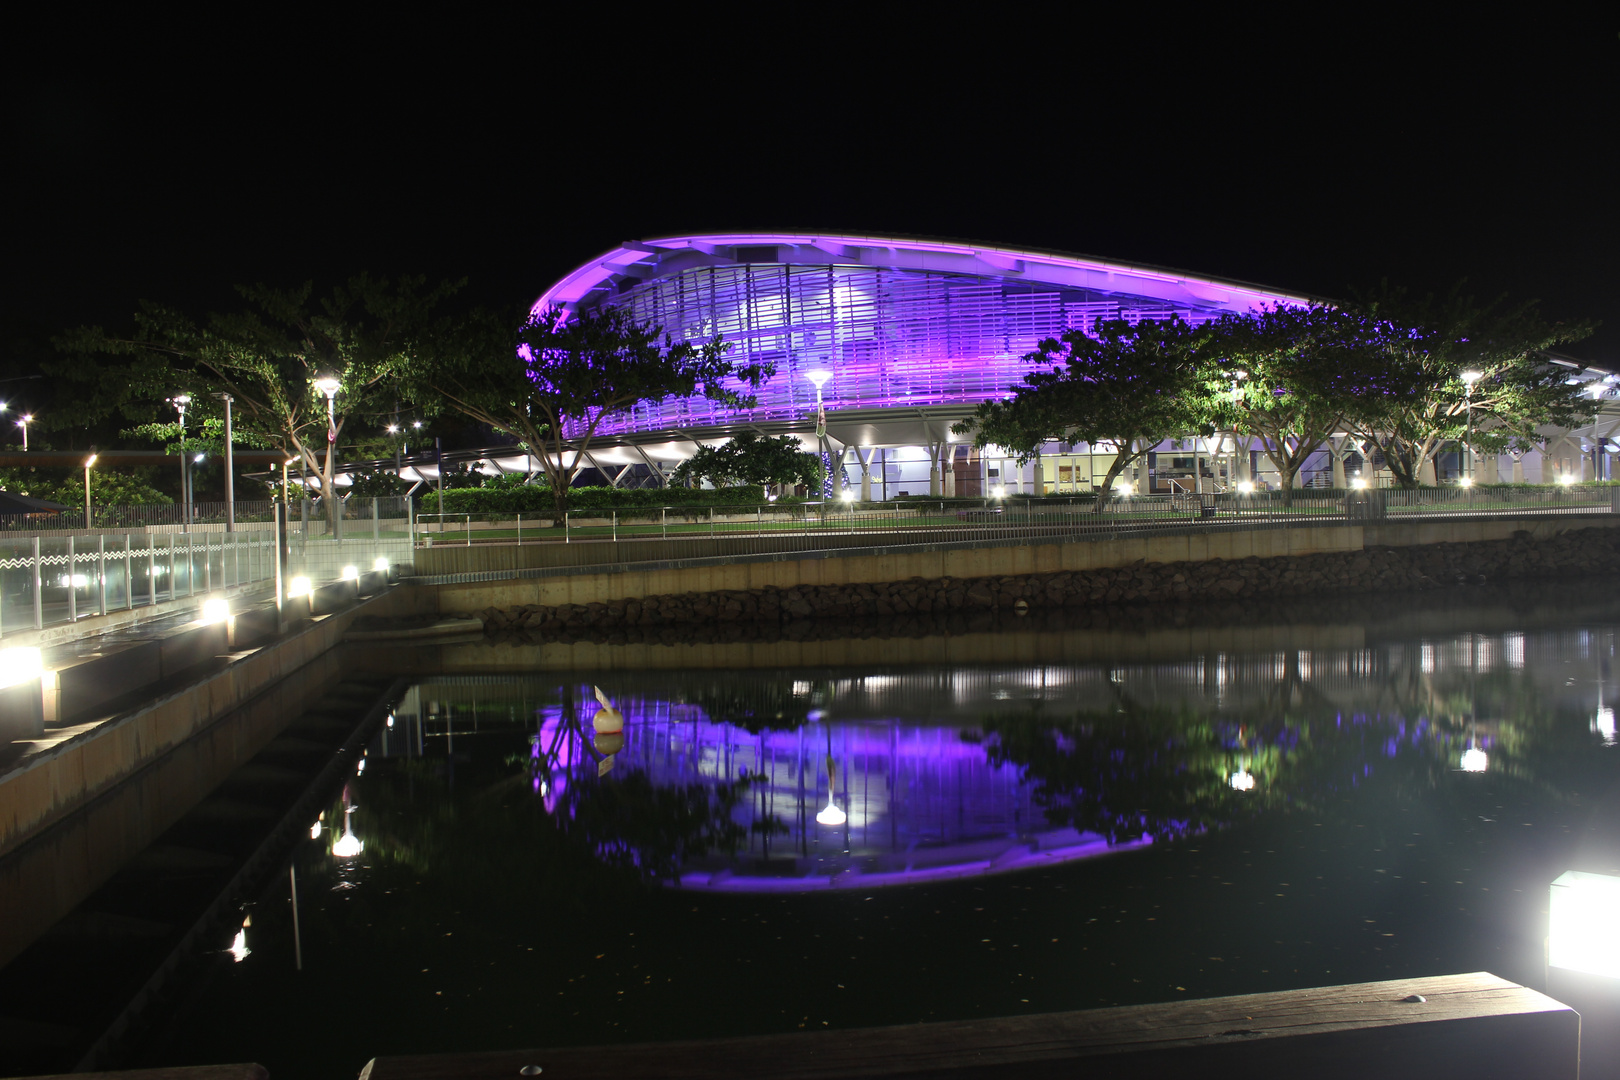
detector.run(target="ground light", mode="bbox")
[1458,477,1474,488]
[1559,473,1578,487]
[341,565,359,581]
[840,489,857,503]
[201,596,229,624]
[1351,477,1369,490]
[1237,481,1256,494]
[332,805,363,858]
[0,646,43,689]
[373,557,389,573]
[993,485,1006,498]
[1549,871,1620,978]
[287,576,311,599]
[1460,745,1489,772]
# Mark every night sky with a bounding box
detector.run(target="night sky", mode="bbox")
[4,14,1616,419]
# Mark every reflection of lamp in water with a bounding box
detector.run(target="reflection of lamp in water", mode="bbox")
[815,727,846,825]
[332,804,364,857]
[1596,707,1617,746]
[1549,871,1620,979]
[310,811,324,840]
[229,916,252,963]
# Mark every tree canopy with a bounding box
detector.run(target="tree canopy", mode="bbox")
[670,430,822,492]
[402,306,774,517]
[957,316,1213,507]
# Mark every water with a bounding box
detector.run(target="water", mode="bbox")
[136,590,1620,1077]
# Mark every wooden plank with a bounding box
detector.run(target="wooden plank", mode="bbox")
[360,973,1578,1080]
[14,1067,269,1080]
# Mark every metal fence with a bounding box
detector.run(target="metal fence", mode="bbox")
[0,497,416,639]
[407,485,1620,552]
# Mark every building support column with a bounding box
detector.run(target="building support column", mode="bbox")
[856,446,873,502]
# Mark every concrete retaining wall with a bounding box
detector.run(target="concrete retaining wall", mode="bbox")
[420,515,1620,616]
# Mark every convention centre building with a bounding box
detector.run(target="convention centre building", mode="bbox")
[528,232,1316,498]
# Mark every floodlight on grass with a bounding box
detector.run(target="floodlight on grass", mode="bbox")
[1549,871,1620,979]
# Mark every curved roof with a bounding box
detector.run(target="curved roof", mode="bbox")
[536,232,1314,317]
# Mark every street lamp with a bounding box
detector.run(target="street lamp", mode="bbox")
[805,369,833,498]
[1460,370,1483,482]
[215,393,235,531]
[17,414,32,451]
[171,394,192,527]
[314,377,341,445]
[83,452,97,528]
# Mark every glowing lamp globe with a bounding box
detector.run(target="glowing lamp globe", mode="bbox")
[341,565,359,581]
[1558,474,1577,487]
[1237,481,1256,494]
[288,576,312,599]
[332,827,364,858]
[1460,746,1489,773]
[1549,871,1620,980]
[1595,707,1617,745]
[1229,769,1256,792]
[1350,478,1369,490]
[201,596,230,624]
[373,557,390,572]
[1457,477,1473,488]
[805,369,832,391]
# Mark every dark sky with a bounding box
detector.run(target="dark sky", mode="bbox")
[5,12,1617,382]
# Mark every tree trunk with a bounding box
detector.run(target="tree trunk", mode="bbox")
[1092,449,1138,514]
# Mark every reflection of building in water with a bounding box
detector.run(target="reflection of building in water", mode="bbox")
[377,625,1617,889]
[546,695,1148,891]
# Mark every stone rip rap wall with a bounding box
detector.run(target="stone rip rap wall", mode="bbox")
[477,526,1620,636]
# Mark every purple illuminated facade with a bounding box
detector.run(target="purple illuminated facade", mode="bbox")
[534,235,1306,466]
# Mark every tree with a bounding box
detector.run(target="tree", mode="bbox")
[669,430,821,492]
[956,317,1213,510]
[1205,304,1382,498]
[406,306,773,521]
[1340,285,1596,488]
[58,274,461,512]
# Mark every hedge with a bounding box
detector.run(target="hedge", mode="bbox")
[425,485,781,515]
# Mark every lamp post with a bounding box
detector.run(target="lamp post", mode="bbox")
[1460,370,1482,482]
[17,414,31,451]
[806,369,832,499]
[215,393,235,531]
[83,452,97,529]
[171,394,192,528]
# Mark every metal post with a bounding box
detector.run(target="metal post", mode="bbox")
[612,510,617,543]
[148,540,156,606]
[124,534,133,610]
[372,498,379,544]
[31,537,41,629]
[187,534,196,597]
[204,533,212,593]
[564,511,569,543]
[517,513,521,546]
[274,503,286,634]
[97,534,107,616]
[67,536,76,623]
[168,535,177,601]
[289,863,303,972]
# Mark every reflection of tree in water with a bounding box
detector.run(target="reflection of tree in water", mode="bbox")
[673,677,828,733]
[976,675,1468,846]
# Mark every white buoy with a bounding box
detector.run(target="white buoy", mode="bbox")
[592,685,624,733]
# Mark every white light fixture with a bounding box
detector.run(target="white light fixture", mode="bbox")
[201,596,230,624]
[840,489,857,502]
[1237,480,1256,494]
[805,369,832,390]
[1229,768,1256,792]
[993,485,1006,499]
[341,565,359,581]
[310,819,323,840]
[373,557,390,572]
[1461,746,1489,772]
[1460,370,1484,386]
[1457,477,1474,488]
[1549,871,1620,979]
[229,926,251,963]
[0,646,43,689]
[1558,474,1578,487]
[288,576,312,599]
